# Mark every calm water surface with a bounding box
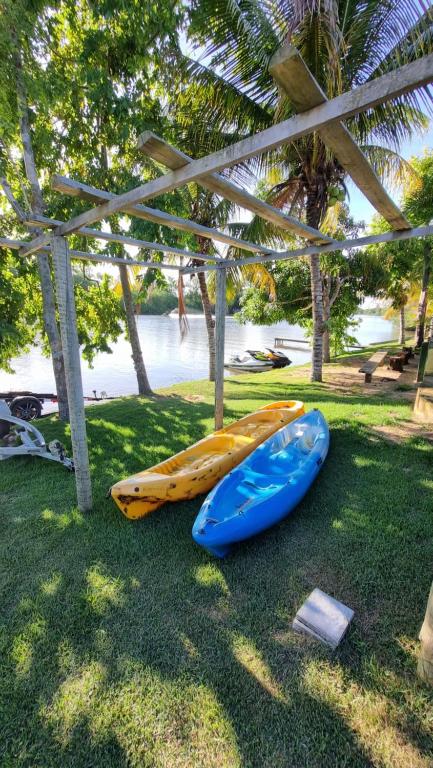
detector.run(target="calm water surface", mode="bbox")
[0,314,398,401]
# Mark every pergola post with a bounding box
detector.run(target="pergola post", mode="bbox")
[51,234,92,512]
[418,582,433,684]
[214,265,226,430]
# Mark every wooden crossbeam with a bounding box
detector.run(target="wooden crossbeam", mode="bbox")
[5,224,433,275]
[0,236,181,270]
[26,213,221,262]
[269,45,410,231]
[68,250,180,271]
[19,52,433,256]
[0,237,26,249]
[138,131,331,244]
[0,178,27,221]
[48,175,274,257]
[45,55,433,240]
[180,223,433,273]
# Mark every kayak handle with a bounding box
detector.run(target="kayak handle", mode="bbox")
[198,516,220,535]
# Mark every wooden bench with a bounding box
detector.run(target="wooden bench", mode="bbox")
[359,350,388,383]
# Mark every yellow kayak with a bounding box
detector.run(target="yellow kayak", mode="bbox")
[111,401,304,520]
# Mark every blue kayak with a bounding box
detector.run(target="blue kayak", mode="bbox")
[192,409,329,557]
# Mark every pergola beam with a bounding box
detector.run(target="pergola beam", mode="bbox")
[49,175,275,257]
[19,51,433,252]
[0,237,26,249]
[5,223,433,273]
[180,223,433,273]
[25,213,222,262]
[0,236,182,271]
[269,45,410,231]
[138,131,331,244]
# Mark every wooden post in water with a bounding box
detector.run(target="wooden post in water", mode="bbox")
[214,265,226,430]
[51,234,92,511]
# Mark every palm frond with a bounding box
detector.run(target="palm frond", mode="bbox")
[361,144,420,190]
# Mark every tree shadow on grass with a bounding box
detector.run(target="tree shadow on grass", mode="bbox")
[1,402,433,766]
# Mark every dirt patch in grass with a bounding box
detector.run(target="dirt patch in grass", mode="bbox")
[370,422,433,444]
[319,356,419,399]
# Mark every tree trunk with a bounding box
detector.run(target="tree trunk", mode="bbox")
[118,264,153,395]
[14,39,69,420]
[415,241,431,347]
[418,582,433,685]
[399,304,406,345]
[306,191,325,382]
[322,278,331,363]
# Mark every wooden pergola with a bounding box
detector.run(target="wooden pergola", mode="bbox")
[2,44,433,512]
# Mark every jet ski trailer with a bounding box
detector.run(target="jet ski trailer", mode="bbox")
[0,400,74,470]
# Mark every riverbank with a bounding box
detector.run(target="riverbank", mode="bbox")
[0,313,399,397]
[1,353,432,767]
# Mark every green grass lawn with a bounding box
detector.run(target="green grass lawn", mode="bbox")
[1,360,433,767]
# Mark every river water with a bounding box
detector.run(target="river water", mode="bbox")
[0,314,398,402]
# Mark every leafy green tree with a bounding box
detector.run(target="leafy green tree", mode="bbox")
[237,249,366,357]
[365,152,433,347]
[1,0,186,398]
[0,0,70,417]
[0,251,40,371]
[177,0,433,379]
[402,153,433,345]
[39,0,184,394]
[366,216,425,344]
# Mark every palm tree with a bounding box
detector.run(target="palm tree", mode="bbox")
[175,0,433,380]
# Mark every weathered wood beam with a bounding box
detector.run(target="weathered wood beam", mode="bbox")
[0,237,26,249]
[5,222,433,273]
[269,45,410,231]
[138,131,331,244]
[69,249,180,271]
[26,212,222,262]
[0,178,27,222]
[51,235,92,512]
[0,236,182,270]
[49,175,273,256]
[22,51,433,248]
[214,266,226,430]
[20,232,48,256]
[180,223,433,273]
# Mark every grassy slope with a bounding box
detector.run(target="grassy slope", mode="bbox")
[1,359,432,768]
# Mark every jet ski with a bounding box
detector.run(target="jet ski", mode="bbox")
[224,354,274,373]
[247,349,291,368]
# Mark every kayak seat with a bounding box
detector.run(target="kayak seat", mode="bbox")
[157,434,253,475]
[248,446,300,476]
